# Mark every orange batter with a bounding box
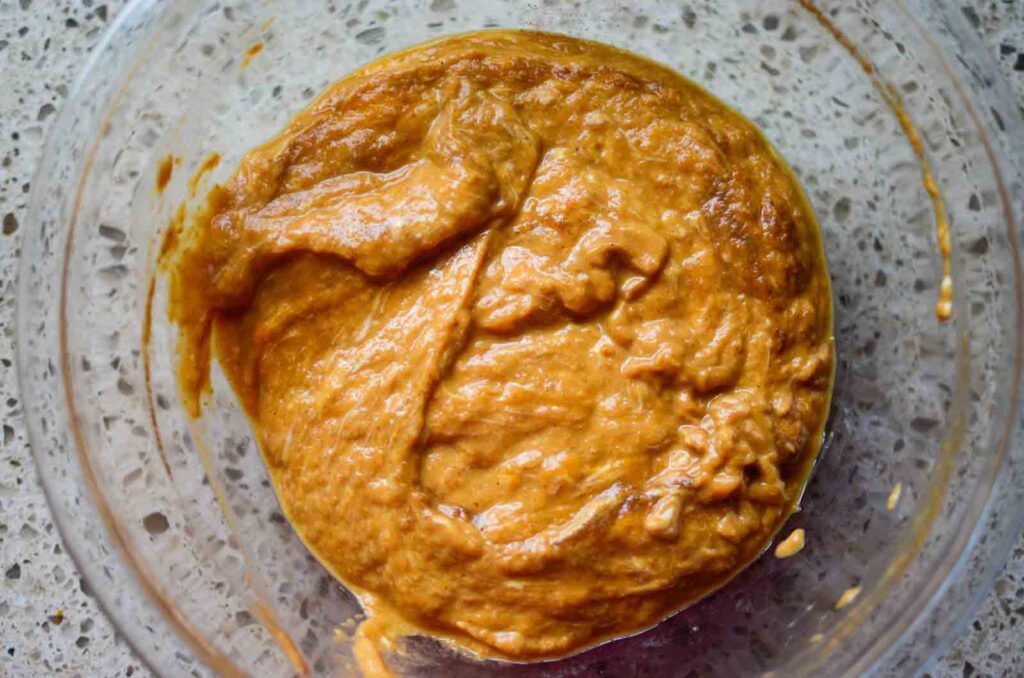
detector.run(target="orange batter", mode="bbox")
[165,31,833,661]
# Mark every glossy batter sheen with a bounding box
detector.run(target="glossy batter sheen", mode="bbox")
[167,31,834,661]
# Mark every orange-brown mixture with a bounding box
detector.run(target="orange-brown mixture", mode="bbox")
[166,31,833,661]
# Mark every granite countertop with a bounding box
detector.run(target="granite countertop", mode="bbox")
[1,2,1022,677]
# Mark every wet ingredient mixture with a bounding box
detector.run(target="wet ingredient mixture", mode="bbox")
[166,30,834,661]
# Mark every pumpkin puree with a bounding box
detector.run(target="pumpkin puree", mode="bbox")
[166,30,833,661]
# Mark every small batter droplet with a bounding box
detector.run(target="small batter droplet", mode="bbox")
[886,482,902,512]
[835,585,862,610]
[774,528,805,558]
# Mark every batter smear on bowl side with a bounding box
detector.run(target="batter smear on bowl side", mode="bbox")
[164,30,834,663]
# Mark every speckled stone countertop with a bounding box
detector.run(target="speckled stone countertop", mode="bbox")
[0,2,1021,677]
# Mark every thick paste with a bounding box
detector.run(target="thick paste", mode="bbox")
[167,30,833,660]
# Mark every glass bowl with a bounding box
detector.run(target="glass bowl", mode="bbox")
[17,1,1024,676]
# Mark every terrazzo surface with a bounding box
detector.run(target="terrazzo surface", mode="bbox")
[0,1,1021,677]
